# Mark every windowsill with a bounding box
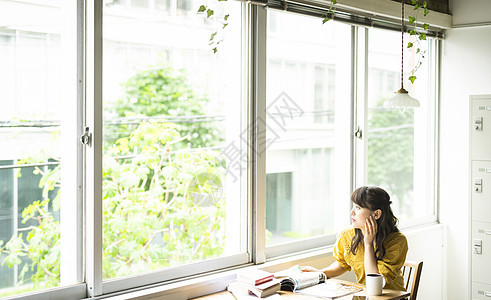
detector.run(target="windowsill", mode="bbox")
[95,223,443,300]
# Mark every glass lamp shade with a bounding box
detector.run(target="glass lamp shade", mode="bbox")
[383,87,420,109]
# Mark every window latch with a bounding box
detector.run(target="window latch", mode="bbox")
[355,126,363,139]
[80,126,92,147]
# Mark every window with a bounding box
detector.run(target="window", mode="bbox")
[366,28,437,226]
[0,1,440,298]
[265,10,352,255]
[0,0,80,296]
[101,0,246,291]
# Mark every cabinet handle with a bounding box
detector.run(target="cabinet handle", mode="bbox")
[485,291,491,297]
[486,230,491,235]
[486,168,491,173]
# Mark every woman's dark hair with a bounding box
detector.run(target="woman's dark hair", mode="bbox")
[349,186,399,260]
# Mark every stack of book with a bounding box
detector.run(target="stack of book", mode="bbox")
[227,269,281,298]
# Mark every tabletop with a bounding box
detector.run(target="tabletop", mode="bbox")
[191,278,410,300]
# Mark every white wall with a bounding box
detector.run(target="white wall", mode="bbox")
[441,1,491,299]
[405,226,445,300]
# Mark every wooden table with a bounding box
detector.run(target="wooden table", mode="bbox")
[192,278,410,300]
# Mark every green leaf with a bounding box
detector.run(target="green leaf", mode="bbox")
[206,9,214,18]
[332,0,337,4]
[423,23,429,30]
[407,42,414,48]
[409,76,416,84]
[424,8,429,16]
[408,16,416,24]
[411,0,417,4]
[416,48,420,53]
[4,253,22,268]
[409,29,417,36]
[419,33,427,40]
[197,5,206,13]
[323,16,331,24]
[423,1,428,8]
[210,32,217,41]
[224,14,229,21]
[212,47,217,54]
[223,23,228,29]
[413,4,419,10]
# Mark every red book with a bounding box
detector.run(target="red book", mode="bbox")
[236,269,274,286]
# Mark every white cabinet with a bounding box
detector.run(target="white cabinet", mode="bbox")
[471,99,491,160]
[470,95,491,298]
[472,282,491,300]
[471,161,491,223]
[472,221,491,285]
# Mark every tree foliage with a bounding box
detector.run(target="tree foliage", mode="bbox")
[102,122,225,278]
[108,66,221,149]
[367,103,415,212]
[0,66,226,288]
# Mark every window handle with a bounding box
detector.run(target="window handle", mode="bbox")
[354,126,363,139]
[80,126,92,147]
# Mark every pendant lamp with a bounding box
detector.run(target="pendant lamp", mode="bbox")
[383,0,420,113]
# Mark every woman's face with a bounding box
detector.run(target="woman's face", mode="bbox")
[350,202,373,229]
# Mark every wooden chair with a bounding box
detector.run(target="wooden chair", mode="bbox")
[402,260,423,300]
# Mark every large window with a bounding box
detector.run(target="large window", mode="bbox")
[101,0,247,290]
[366,28,437,226]
[0,1,440,298]
[265,11,352,254]
[0,0,79,297]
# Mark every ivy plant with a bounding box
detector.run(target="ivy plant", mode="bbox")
[199,0,430,84]
[197,0,230,53]
[406,0,430,84]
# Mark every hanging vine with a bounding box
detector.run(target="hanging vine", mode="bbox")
[198,0,431,84]
[406,0,430,83]
[322,0,337,24]
[197,0,230,53]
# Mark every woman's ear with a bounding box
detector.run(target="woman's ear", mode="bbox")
[374,209,382,220]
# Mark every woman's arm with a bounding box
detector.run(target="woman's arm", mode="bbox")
[321,261,347,278]
[364,242,379,274]
[301,261,347,278]
[364,215,380,274]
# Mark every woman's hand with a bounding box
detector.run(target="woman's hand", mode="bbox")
[364,215,378,246]
[300,266,320,272]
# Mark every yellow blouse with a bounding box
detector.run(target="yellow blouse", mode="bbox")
[333,226,408,291]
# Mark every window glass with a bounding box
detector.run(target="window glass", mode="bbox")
[102,0,245,280]
[266,11,352,247]
[0,0,78,296]
[367,28,435,223]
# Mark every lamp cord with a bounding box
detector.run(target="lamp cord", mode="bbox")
[400,0,404,89]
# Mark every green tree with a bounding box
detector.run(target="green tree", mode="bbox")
[107,66,221,149]
[102,122,225,278]
[0,66,226,289]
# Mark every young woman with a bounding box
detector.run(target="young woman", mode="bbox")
[301,186,408,291]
